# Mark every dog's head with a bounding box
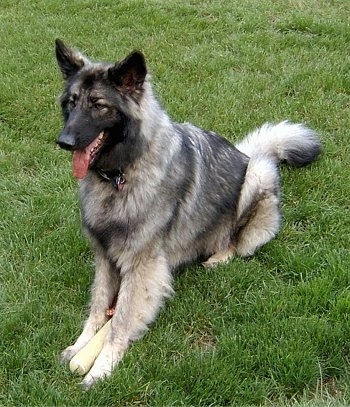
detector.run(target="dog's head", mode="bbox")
[55,39,147,179]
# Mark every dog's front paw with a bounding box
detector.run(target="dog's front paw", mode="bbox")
[80,348,117,389]
[81,365,111,390]
[60,346,79,363]
[81,372,106,390]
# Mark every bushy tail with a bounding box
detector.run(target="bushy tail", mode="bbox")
[235,120,322,166]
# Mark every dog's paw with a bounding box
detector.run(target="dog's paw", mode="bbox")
[81,372,106,390]
[81,375,96,391]
[80,348,117,389]
[81,365,111,390]
[60,346,79,363]
[202,258,220,268]
[202,256,226,268]
[202,247,235,268]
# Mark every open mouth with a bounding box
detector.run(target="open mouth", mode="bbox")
[72,131,108,179]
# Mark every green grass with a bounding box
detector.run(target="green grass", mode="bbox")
[1,0,350,405]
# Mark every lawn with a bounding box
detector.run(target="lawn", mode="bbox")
[0,0,349,405]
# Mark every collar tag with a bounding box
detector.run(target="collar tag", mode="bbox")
[112,175,126,192]
[97,168,126,191]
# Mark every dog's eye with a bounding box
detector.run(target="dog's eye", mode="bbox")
[94,103,107,111]
[66,93,79,110]
[67,99,76,110]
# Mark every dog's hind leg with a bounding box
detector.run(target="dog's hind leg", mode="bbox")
[234,156,281,257]
[202,156,281,267]
[60,248,120,363]
[81,251,173,389]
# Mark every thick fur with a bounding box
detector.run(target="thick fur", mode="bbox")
[55,39,322,389]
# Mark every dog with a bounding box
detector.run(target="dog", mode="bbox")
[55,39,322,389]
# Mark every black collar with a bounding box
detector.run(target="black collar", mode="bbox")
[97,168,122,181]
[96,168,126,191]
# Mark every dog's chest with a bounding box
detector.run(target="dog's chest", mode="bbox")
[79,180,137,246]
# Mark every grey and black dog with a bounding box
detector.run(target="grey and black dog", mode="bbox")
[55,39,322,388]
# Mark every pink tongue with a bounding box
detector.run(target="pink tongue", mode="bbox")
[72,150,90,179]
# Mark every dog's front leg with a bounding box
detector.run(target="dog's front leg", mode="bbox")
[81,252,173,389]
[61,249,120,363]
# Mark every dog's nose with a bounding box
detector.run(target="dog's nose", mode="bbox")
[56,132,76,151]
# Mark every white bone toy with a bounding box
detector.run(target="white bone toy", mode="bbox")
[69,319,111,375]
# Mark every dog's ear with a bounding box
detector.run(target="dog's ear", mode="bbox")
[55,39,88,79]
[108,51,147,93]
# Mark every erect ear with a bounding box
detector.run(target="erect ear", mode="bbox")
[108,51,147,93]
[55,39,88,79]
